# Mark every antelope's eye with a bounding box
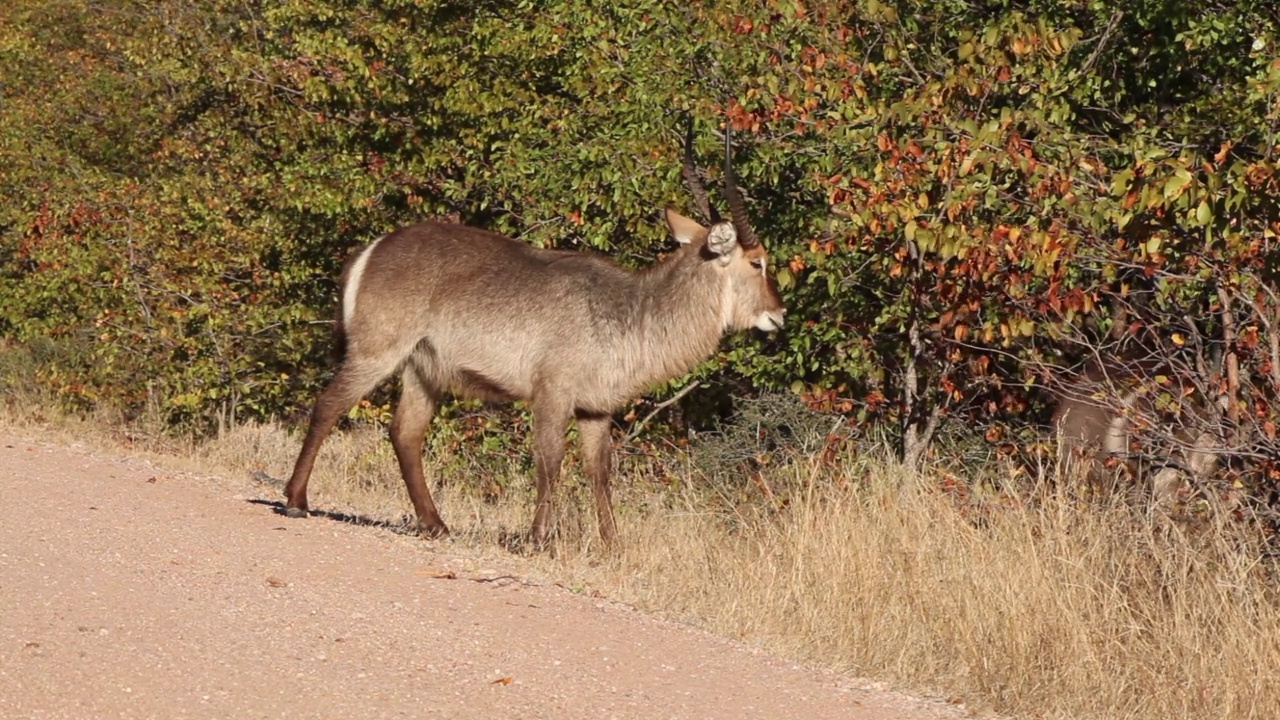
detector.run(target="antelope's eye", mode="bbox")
[750,259,765,270]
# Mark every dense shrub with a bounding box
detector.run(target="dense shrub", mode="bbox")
[2,1,1277,488]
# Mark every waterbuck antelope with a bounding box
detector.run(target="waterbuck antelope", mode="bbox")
[283,130,786,546]
[1053,364,1224,504]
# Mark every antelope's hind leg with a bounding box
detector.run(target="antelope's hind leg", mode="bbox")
[391,361,449,538]
[285,361,392,518]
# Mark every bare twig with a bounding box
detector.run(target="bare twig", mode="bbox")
[1219,285,1241,427]
[625,381,701,442]
[1082,10,1124,76]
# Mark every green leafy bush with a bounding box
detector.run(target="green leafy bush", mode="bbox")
[2,1,1277,491]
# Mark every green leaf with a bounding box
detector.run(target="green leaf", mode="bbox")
[1163,168,1193,200]
[1110,169,1133,197]
[1195,200,1213,225]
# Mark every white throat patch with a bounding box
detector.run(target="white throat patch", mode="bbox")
[1103,390,1141,455]
[719,276,734,330]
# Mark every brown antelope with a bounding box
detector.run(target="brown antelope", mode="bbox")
[283,128,786,545]
[1052,364,1223,504]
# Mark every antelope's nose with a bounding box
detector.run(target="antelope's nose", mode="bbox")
[755,310,785,332]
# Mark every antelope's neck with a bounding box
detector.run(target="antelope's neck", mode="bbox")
[627,258,727,391]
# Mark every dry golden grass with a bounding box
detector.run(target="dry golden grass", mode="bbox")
[5,398,1278,720]
[193,420,1280,720]
[608,469,1280,720]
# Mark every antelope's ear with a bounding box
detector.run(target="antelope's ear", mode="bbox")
[706,221,738,261]
[664,206,706,245]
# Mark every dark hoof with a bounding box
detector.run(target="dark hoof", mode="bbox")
[527,531,555,554]
[419,523,450,540]
[284,507,309,519]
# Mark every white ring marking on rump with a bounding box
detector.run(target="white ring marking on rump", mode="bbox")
[343,235,387,327]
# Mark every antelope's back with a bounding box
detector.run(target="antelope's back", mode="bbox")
[1053,395,1116,451]
[345,221,636,398]
[352,221,600,311]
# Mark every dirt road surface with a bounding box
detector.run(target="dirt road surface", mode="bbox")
[0,430,976,720]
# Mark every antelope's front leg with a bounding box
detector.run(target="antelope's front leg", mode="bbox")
[529,403,571,547]
[577,413,616,546]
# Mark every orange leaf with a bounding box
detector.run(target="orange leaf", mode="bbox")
[1214,140,1234,167]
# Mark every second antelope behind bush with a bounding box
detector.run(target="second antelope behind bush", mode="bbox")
[283,128,786,546]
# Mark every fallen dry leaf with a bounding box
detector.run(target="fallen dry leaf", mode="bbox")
[490,676,513,686]
[265,576,287,587]
[417,570,457,579]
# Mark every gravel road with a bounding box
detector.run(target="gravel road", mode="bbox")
[0,431,978,720]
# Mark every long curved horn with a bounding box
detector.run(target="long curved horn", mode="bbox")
[722,124,760,248]
[682,118,720,225]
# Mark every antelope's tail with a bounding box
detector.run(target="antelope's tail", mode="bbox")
[330,312,348,365]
